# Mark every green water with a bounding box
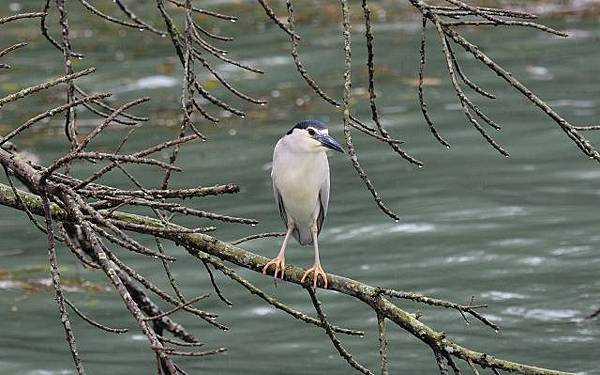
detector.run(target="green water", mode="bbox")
[1,1,599,374]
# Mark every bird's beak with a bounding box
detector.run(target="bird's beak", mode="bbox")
[316,134,345,153]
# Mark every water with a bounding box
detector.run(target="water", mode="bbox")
[1,1,599,374]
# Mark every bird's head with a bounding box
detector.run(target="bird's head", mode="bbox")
[284,120,345,154]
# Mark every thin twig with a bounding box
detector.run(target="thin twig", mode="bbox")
[418,17,450,147]
[41,190,86,374]
[231,231,286,245]
[143,294,210,321]
[377,313,389,375]
[65,298,128,334]
[0,68,96,107]
[0,12,47,25]
[340,0,401,221]
[201,260,233,306]
[307,286,374,375]
[381,288,499,331]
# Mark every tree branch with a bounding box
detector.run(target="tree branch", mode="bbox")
[0,179,575,375]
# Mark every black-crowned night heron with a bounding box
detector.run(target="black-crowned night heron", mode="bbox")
[262,119,344,288]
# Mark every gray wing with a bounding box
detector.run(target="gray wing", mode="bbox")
[272,141,289,229]
[273,180,288,228]
[316,169,330,236]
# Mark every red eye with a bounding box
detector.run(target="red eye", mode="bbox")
[307,128,316,136]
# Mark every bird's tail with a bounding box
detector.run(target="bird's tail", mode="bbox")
[293,226,313,246]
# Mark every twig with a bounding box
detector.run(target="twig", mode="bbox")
[73,134,201,190]
[65,298,128,334]
[339,0,401,221]
[0,68,96,107]
[2,165,48,235]
[42,97,151,177]
[381,288,499,331]
[55,0,78,142]
[307,285,374,375]
[467,359,481,375]
[166,0,238,21]
[433,17,508,156]
[157,335,204,347]
[143,294,210,321]
[377,313,389,375]
[586,306,600,319]
[41,190,86,374]
[0,42,28,58]
[60,225,101,269]
[231,231,286,245]
[40,0,83,58]
[257,0,298,38]
[0,12,47,25]
[0,93,111,147]
[78,0,147,30]
[114,0,166,35]
[155,346,227,357]
[418,17,450,147]
[201,260,233,306]
[88,184,240,200]
[156,239,186,301]
[360,0,422,166]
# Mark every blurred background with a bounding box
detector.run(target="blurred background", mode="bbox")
[0,0,599,374]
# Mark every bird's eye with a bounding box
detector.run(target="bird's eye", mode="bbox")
[307,128,316,136]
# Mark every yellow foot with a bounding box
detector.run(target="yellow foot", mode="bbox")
[301,263,328,288]
[262,256,286,279]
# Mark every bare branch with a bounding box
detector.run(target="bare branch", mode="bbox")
[0,12,46,25]
[0,68,96,107]
[307,286,374,375]
[231,231,286,245]
[377,313,389,375]
[41,190,86,374]
[0,180,577,375]
[65,298,128,334]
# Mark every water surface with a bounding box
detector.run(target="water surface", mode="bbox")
[0,1,599,374]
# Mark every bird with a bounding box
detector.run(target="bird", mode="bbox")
[262,119,344,288]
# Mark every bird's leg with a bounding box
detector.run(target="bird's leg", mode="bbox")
[301,224,328,288]
[262,224,293,279]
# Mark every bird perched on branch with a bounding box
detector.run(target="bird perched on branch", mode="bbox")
[263,119,344,288]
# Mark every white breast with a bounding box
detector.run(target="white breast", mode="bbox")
[272,137,329,227]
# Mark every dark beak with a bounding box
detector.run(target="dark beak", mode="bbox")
[316,134,345,153]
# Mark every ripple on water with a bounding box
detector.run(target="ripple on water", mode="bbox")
[561,168,600,181]
[503,307,580,321]
[380,105,407,114]
[481,291,529,301]
[518,256,546,267]
[251,306,275,316]
[328,222,435,241]
[547,99,595,108]
[489,238,540,247]
[550,336,594,343]
[111,75,179,93]
[551,245,592,256]
[526,65,554,80]
[445,251,498,264]
[441,206,526,221]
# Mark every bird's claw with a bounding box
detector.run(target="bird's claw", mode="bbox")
[262,256,286,280]
[301,263,328,289]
